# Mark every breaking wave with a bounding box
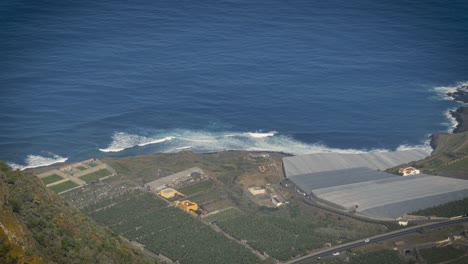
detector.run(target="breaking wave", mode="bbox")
[99,130,432,156]
[444,108,459,133]
[245,131,277,138]
[434,81,468,103]
[396,138,433,153]
[7,154,68,171]
[433,81,468,133]
[99,132,174,152]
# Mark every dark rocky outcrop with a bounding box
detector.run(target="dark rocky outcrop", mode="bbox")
[450,107,468,133]
[447,83,468,103]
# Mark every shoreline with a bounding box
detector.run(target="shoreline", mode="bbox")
[449,107,468,134]
[14,85,468,171]
[446,82,468,104]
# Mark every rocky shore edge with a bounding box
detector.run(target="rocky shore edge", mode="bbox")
[431,106,468,150]
[446,82,468,104]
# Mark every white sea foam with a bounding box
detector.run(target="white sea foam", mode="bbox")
[99,132,174,152]
[175,146,192,150]
[434,81,468,102]
[396,138,433,154]
[98,130,431,156]
[8,154,68,171]
[245,131,277,138]
[444,108,459,133]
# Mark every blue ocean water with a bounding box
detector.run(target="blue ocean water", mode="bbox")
[1,0,467,169]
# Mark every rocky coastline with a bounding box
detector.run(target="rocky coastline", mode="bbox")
[450,107,468,134]
[430,106,468,150]
[446,82,468,104]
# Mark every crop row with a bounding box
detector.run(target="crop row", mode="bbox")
[204,207,244,222]
[177,180,214,196]
[88,192,260,264]
[215,211,322,261]
[420,246,466,264]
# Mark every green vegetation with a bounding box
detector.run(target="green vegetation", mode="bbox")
[41,174,63,185]
[190,190,221,204]
[447,255,468,264]
[210,208,321,260]
[87,190,261,264]
[387,131,468,178]
[306,250,403,264]
[79,169,111,183]
[411,198,468,217]
[176,180,221,205]
[88,162,99,167]
[420,246,466,264]
[204,207,246,222]
[76,165,87,171]
[348,250,402,264]
[48,181,79,193]
[0,162,154,264]
[177,180,214,196]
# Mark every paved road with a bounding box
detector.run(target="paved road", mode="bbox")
[287,217,468,264]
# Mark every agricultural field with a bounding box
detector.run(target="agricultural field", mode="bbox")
[207,208,322,261]
[446,255,468,264]
[204,207,245,222]
[41,174,63,185]
[176,180,224,206]
[306,250,403,264]
[177,180,214,196]
[411,198,468,218]
[49,180,79,193]
[86,190,262,264]
[419,246,466,264]
[79,168,112,183]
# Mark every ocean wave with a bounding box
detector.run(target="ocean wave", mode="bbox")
[99,132,174,152]
[245,131,277,138]
[434,81,468,102]
[8,154,68,171]
[444,108,459,133]
[396,138,433,153]
[99,130,432,156]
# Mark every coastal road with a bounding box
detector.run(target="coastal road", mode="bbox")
[287,217,468,264]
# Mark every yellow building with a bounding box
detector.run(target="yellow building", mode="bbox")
[159,188,184,199]
[174,200,200,216]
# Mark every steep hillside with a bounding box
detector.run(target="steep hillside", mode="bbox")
[0,162,155,264]
[387,131,468,179]
[431,131,468,155]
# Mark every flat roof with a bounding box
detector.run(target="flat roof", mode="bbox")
[313,174,468,218]
[289,167,398,194]
[283,149,429,178]
[145,167,204,191]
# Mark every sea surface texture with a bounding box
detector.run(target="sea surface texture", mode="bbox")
[1,0,467,169]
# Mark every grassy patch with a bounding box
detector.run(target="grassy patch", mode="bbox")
[190,191,221,205]
[49,181,79,193]
[79,169,112,183]
[41,174,63,185]
[177,180,214,196]
[76,165,88,171]
[87,162,99,167]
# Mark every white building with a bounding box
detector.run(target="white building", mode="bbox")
[399,167,420,176]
